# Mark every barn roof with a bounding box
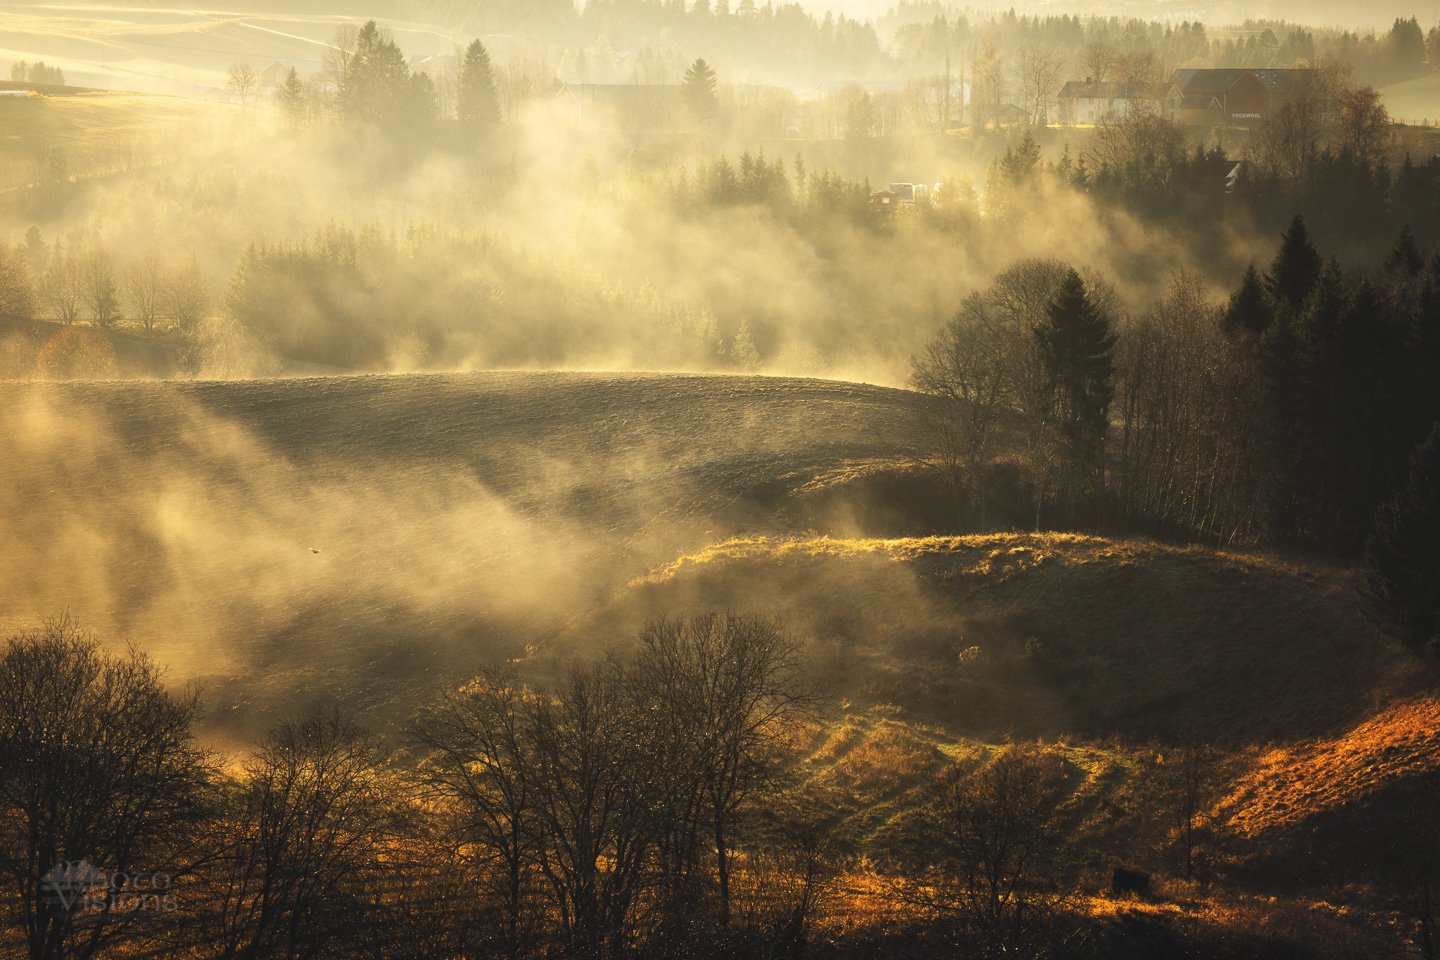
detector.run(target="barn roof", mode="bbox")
[1171,67,1314,96]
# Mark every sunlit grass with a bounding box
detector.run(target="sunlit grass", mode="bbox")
[1214,696,1440,838]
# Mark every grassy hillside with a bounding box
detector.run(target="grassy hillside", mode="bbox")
[0,371,931,735]
[600,533,1434,745]
[0,86,223,192]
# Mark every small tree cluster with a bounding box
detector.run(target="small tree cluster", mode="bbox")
[8,61,64,85]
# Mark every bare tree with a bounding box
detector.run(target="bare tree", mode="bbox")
[210,707,394,960]
[1113,49,1162,85]
[412,669,542,960]
[922,744,1069,960]
[0,616,210,960]
[1084,108,1186,189]
[1079,42,1117,82]
[81,248,118,327]
[1246,96,1322,181]
[0,244,37,321]
[125,252,163,333]
[1331,85,1393,168]
[41,242,83,324]
[1018,44,1063,126]
[163,259,210,333]
[525,661,657,958]
[226,64,259,115]
[974,41,1006,128]
[632,614,806,928]
[911,294,1015,528]
[1165,740,1217,883]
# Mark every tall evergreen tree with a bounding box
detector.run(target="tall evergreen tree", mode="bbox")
[337,21,412,126]
[1385,224,1425,276]
[1035,270,1116,521]
[682,58,719,118]
[458,39,501,131]
[277,68,307,127]
[1222,263,1273,336]
[1364,423,1440,654]
[1265,214,1323,317]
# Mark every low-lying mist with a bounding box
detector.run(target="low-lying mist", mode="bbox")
[0,372,928,739]
[1,89,1263,386]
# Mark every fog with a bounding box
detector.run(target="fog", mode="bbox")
[0,1,1433,734]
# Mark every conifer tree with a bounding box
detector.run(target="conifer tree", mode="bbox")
[682,58,719,118]
[1364,423,1440,654]
[277,68,307,127]
[1265,214,1322,317]
[1385,225,1424,276]
[1035,269,1116,520]
[458,39,501,132]
[1222,263,1273,337]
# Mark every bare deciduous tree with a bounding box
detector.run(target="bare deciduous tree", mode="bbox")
[226,64,259,115]
[41,242,83,324]
[632,614,806,927]
[125,252,163,333]
[412,669,542,960]
[0,244,36,321]
[922,744,1069,960]
[1018,44,1063,126]
[211,708,394,960]
[0,617,210,960]
[81,248,118,327]
[1079,42,1117,82]
[163,259,210,334]
[911,293,1015,528]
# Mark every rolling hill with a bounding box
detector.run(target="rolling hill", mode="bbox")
[0,370,933,736]
[1,367,1433,921]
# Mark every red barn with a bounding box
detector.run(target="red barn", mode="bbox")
[1169,68,1316,127]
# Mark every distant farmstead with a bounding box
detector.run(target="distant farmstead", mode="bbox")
[1168,68,1316,127]
[1056,80,1168,124]
[1053,68,1317,128]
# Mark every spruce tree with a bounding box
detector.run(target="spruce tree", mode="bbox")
[1265,214,1323,317]
[1222,263,1273,337]
[458,40,501,131]
[1385,224,1424,276]
[278,68,306,127]
[683,58,719,118]
[1035,270,1116,521]
[1364,423,1440,654]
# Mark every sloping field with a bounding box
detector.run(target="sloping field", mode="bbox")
[599,533,1433,745]
[0,371,930,735]
[0,87,222,190]
[0,3,463,94]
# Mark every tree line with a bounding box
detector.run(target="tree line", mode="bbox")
[259,21,501,150]
[911,216,1440,649]
[7,62,65,86]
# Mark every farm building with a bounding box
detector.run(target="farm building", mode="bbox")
[1056,80,1168,124]
[260,59,324,89]
[1168,68,1315,127]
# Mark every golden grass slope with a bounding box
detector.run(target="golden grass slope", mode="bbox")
[1215,696,1440,840]
[607,533,1434,745]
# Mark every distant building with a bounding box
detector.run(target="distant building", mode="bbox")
[1167,68,1316,127]
[1056,80,1168,125]
[260,59,324,89]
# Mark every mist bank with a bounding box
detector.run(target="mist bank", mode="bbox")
[0,371,928,736]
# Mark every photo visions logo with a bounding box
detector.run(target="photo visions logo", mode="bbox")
[42,860,177,914]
